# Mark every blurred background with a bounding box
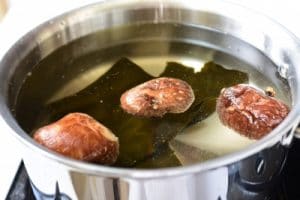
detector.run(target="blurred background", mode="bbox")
[0,0,299,199]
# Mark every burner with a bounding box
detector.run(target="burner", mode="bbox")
[7,140,300,200]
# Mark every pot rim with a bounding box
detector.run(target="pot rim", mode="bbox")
[1,0,300,179]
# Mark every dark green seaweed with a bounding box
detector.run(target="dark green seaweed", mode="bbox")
[33,58,248,168]
[135,146,181,169]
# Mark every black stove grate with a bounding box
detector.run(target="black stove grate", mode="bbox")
[5,162,70,200]
[6,162,35,200]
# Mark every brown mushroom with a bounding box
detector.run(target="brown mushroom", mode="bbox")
[216,84,289,139]
[33,112,119,165]
[120,77,195,117]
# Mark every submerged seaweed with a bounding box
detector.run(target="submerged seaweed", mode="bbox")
[33,58,248,168]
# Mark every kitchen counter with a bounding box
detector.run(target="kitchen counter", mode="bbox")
[0,0,299,199]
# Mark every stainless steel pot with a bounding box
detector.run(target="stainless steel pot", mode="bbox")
[1,0,300,199]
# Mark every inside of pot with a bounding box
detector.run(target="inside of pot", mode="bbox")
[9,23,290,168]
[8,20,291,168]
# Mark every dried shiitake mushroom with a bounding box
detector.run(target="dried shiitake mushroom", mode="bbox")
[33,112,119,165]
[217,84,290,139]
[121,77,195,117]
